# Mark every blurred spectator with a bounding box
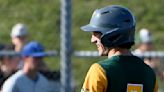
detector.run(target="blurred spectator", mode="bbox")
[10,23,61,91]
[2,41,52,92]
[134,28,164,79]
[0,44,20,90]
[10,23,28,69]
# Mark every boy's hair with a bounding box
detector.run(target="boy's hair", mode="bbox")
[117,42,135,49]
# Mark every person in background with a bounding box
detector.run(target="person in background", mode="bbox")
[0,44,20,90]
[2,41,52,92]
[10,23,28,69]
[134,28,164,79]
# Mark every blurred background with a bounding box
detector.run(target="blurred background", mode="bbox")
[0,0,164,92]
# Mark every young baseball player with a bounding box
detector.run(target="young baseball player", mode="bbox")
[81,5,158,92]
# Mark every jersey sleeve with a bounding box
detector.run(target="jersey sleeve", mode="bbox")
[2,78,19,92]
[154,80,158,92]
[81,63,108,92]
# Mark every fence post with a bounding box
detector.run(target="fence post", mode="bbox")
[60,0,72,92]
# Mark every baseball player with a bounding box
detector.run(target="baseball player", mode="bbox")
[80,5,158,92]
[2,41,51,92]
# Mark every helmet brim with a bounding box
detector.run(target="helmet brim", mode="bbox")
[81,24,112,32]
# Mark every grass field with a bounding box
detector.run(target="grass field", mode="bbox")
[0,0,164,91]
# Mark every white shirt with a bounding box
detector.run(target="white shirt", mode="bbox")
[2,70,51,92]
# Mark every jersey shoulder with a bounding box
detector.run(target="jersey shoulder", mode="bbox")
[2,71,23,92]
[97,55,120,70]
[4,70,23,84]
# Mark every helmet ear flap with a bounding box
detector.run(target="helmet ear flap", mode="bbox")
[100,34,112,48]
[101,33,122,48]
[101,34,112,48]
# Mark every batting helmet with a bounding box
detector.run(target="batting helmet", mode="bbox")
[81,5,136,47]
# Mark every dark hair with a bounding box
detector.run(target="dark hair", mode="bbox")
[117,42,135,49]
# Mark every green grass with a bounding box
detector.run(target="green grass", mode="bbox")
[0,0,164,91]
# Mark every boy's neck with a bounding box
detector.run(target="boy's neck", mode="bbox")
[108,48,132,58]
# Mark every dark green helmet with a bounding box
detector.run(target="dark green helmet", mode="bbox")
[81,5,136,47]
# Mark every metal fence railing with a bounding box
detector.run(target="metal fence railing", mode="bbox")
[74,51,164,58]
[1,50,164,58]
